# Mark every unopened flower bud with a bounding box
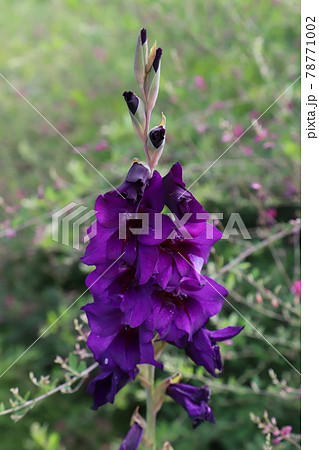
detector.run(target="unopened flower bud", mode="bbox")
[149,126,165,148]
[147,112,166,170]
[144,47,162,112]
[134,28,148,85]
[123,91,146,141]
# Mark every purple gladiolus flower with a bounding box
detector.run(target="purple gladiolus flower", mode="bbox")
[152,276,226,341]
[82,302,162,373]
[154,221,222,287]
[81,160,242,411]
[119,422,144,450]
[88,366,136,410]
[166,383,215,429]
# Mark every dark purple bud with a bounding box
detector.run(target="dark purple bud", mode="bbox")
[123,91,139,115]
[140,28,147,45]
[118,161,151,201]
[149,126,165,149]
[122,162,150,200]
[153,48,162,72]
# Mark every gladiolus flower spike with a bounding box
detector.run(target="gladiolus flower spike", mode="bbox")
[82,28,243,448]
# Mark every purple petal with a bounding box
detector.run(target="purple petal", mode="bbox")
[210,326,244,341]
[119,422,144,450]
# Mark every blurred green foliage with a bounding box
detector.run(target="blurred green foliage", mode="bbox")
[0,0,300,449]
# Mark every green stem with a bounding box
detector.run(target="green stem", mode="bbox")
[146,364,156,450]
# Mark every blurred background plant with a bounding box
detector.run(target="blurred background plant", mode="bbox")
[0,0,300,448]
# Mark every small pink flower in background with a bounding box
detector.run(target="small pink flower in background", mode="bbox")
[263,141,275,149]
[241,145,254,156]
[223,339,233,346]
[266,208,277,219]
[16,189,26,199]
[262,208,277,226]
[284,180,298,198]
[93,46,107,62]
[233,124,244,138]
[256,293,263,304]
[40,122,52,136]
[291,280,301,299]
[221,124,244,143]
[272,425,293,444]
[5,205,19,214]
[194,75,206,91]
[54,177,65,190]
[168,95,177,104]
[37,185,44,199]
[95,140,109,151]
[262,423,272,434]
[195,123,209,134]
[271,298,279,308]
[5,227,17,238]
[57,120,70,133]
[285,101,294,111]
[254,127,268,142]
[211,100,225,110]
[221,131,233,143]
[74,144,90,153]
[281,426,293,435]
[251,182,261,190]
[211,214,221,226]
[249,110,259,120]
[33,224,46,246]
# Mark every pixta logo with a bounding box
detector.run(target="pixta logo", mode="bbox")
[52,203,96,250]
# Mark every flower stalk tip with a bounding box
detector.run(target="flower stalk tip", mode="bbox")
[124,30,165,171]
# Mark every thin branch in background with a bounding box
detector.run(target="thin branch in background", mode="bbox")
[236,269,300,317]
[217,221,300,277]
[268,243,292,287]
[0,362,98,417]
[229,290,298,325]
